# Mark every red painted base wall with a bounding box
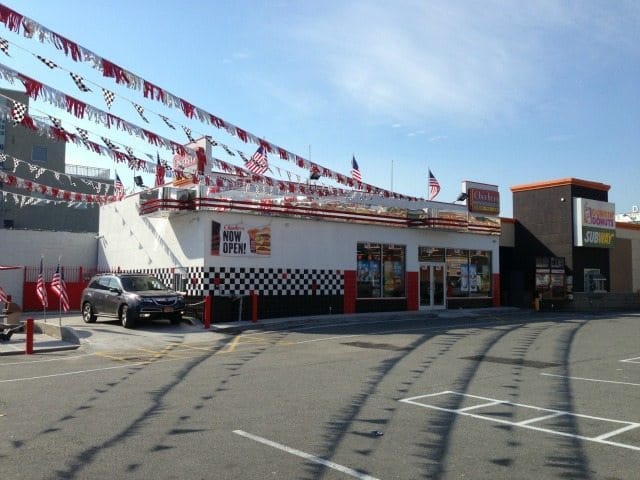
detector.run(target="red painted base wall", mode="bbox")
[492,273,501,307]
[406,271,419,310]
[23,282,84,312]
[343,270,356,314]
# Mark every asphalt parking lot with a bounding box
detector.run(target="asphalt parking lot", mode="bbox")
[1,309,639,479]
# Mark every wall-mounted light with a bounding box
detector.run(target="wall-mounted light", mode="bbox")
[560,197,566,202]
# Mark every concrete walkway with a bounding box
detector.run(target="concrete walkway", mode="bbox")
[1,307,522,356]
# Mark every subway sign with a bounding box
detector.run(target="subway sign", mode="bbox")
[573,198,615,248]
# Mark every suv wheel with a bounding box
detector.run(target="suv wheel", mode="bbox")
[120,305,136,329]
[82,302,97,323]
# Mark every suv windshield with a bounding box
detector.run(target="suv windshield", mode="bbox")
[120,276,166,292]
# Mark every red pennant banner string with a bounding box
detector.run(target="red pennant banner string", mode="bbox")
[143,80,165,102]
[101,58,130,85]
[51,32,82,62]
[0,5,23,33]
[65,95,86,118]
[18,74,43,99]
[0,4,420,201]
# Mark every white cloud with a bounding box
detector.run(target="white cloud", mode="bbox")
[290,0,639,126]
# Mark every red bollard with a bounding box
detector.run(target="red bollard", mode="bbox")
[25,317,34,355]
[203,294,212,329]
[250,290,258,323]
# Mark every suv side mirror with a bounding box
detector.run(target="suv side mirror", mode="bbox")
[109,287,122,294]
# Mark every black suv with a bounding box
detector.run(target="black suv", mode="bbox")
[81,273,185,328]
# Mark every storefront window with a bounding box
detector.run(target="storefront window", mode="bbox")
[446,249,469,297]
[470,250,491,297]
[383,245,406,297]
[357,243,405,298]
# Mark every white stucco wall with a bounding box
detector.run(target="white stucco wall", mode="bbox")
[0,229,97,305]
[98,194,500,273]
[0,229,97,267]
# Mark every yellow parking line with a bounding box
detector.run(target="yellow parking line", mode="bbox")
[136,347,185,360]
[223,334,243,353]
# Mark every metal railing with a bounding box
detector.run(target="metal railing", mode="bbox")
[65,164,111,180]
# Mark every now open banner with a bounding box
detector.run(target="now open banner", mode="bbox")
[211,221,271,256]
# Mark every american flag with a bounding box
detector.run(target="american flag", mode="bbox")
[36,256,48,308]
[51,261,70,312]
[0,285,8,304]
[244,146,269,175]
[428,169,441,201]
[114,172,125,199]
[155,152,165,187]
[351,155,362,182]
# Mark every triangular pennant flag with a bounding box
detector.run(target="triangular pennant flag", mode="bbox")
[222,144,235,156]
[159,115,175,130]
[101,137,118,150]
[76,127,89,142]
[36,55,57,69]
[48,116,63,129]
[133,103,149,123]
[205,135,218,146]
[182,125,195,142]
[102,88,115,109]
[69,72,91,92]
[11,101,27,125]
[0,38,10,56]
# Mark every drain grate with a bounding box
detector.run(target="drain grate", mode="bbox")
[342,341,410,352]
[461,355,560,369]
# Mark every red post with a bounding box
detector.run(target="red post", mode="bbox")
[203,294,212,329]
[250,290,258,323]
[492,273,501,307]
[25,317,34,355]
[343,270,356,314]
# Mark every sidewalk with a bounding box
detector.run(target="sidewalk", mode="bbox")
[1,307,522,356]
[0,319,80,356]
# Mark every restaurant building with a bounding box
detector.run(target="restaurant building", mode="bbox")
[96,147,502,321]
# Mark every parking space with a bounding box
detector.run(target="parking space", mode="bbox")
[400,391,640,451]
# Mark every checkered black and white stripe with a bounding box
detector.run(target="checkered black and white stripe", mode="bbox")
[160,115,175,130]
[182,126,195,143]
[182,266,344,297]
[36,55,57,69]
[0,38,10,56]
[101,137,118,150]
[133,103,149,123]
[49,116,63,129]
[76,127,89,142]
[70,72,91,92]
[102,88,115,109]
[11,101,27,125]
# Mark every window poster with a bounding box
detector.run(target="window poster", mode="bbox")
[460,264,469,291]
[211,221,271,256]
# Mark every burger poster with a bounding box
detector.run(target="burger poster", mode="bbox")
[211,221,271,256]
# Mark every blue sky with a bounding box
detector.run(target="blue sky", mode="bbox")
[0,0,638,217]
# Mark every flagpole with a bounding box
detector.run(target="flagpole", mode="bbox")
[58,256,62,327]
[391,159,394,192]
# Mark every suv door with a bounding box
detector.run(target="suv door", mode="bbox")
[102,276,123,316]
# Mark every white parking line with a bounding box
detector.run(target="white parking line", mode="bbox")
[0,363,145,383]
[400,391,640,451]
[233,430,380,480]
[621,356,640,364]
[541,373,640,387]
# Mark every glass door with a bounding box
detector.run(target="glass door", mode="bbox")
[419,262,446,309]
